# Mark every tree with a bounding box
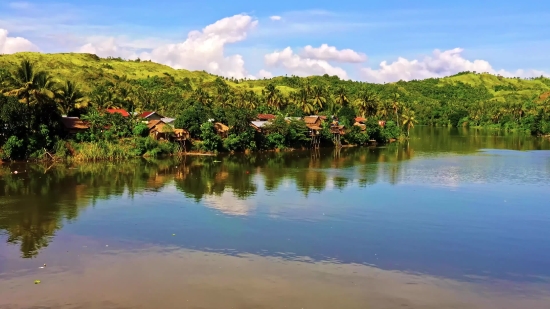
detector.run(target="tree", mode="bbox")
[5,60,55,107]
[335,86,349,107]
[293,89,314,114]
[401,108,417,136]
[56,81,84,115]
[355,90,378,118]
[311,86,326,112]
[391,93,401,124]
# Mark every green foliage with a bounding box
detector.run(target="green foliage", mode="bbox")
[199,122,222,152]
[174,104,210,138]
[1,136,25,160]
[343,125,369,145]
[2,53,550,160]
[133,122,149,137]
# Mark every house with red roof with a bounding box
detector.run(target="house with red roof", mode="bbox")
[105,109,129,117]
[257,114,276,121]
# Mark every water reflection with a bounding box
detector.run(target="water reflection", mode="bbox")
[0,127,549,283]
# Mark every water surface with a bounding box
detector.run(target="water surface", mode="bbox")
[1,127,550,308]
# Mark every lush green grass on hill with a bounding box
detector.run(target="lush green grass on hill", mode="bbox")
[1,52,550,160]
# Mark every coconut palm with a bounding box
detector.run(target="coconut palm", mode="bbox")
[56,81,84,115]
[355,90,379,118]
[293,89,314,114]
[5,59,48,106]
[311,86,326,112]
[334,86,349,107]
[391,93,401,124]
[401,108,417,136]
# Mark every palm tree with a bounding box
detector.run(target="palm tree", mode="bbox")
[391,93,401,124]
[335,86,349,107]
[292,89,314,114]
[32,71,57,104]
[377,101,389,120]
[263,83,277,108]
[193,88,212,106]
[311,86,326,112]
[401,108,417,136]
[5,59,42,106]
[355,90,379,118]
[56,81,84,115]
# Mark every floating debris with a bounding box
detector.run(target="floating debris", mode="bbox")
[172,234,176,236]
[34,280,41,284]
[39,263,46,269]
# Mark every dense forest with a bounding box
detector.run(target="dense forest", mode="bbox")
[1,52,549,161]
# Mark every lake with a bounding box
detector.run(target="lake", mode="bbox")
[1,127,550,308]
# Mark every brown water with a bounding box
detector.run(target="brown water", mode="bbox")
[1,127,550,308]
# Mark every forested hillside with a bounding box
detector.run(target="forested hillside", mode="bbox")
[1,52,549,160]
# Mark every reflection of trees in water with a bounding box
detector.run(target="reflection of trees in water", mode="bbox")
[0,160,176,258]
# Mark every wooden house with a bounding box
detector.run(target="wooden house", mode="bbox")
[214,122,229,138]
[60,117,89,135]
[257,114,276,121]
[105,109,129,117]
[250,121,270,132]
[354,117,366,131]
[147,120,172,140]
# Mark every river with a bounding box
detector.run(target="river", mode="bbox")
[1,127,550,308]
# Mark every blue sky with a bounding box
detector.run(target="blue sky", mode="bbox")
[0,0,548,81]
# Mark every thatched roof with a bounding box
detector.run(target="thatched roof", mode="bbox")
[257,114,276,121]
[214,122,229,132]
[60,117,89,130]
[303,116,320,124]
[307,124,321,130]
[147,119,164,129]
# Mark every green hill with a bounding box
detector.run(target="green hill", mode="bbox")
[1,52,549,129]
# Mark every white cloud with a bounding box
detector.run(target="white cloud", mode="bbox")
[360,48,548,83]
[8,2,32,9]
[76,14,257,79]
[140,14,257,78]
[270,15,282,21]
[79,37,139,59]
[257,69,273,79]
[301,44,366,63]
[203,191,256,216]
[264,46,350,79]
[0,28,39,54]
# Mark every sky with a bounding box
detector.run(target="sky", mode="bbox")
[0,0,548,82]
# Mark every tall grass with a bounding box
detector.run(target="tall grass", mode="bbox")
[56,137,181,162]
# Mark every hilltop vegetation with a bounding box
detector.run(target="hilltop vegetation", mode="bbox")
[0,52,549,160]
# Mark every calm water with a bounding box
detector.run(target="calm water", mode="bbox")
[1,127,550,308]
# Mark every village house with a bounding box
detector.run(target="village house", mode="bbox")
[214,122,229,138]
[250,121,270,132]
[303,115,324,136]
[60,116,89,135]
[256,114,276,121]
[139,111,175,125]
[354,117,367,131]
[105,109,130,117]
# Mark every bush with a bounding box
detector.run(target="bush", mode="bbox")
[133,123,150,137]
[343,126,369,145]
[199,122,221,152]
[1,136,25,160]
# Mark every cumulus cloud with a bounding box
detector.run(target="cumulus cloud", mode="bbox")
[77,14,257,79]
[270,15,282,21]
[257,69,273,79]
[139,14,257,78]
[79,37,139,59]
[264,46,349,79]
[301,44,366,63]
[0,28,38,54]
[360,48,549,83]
